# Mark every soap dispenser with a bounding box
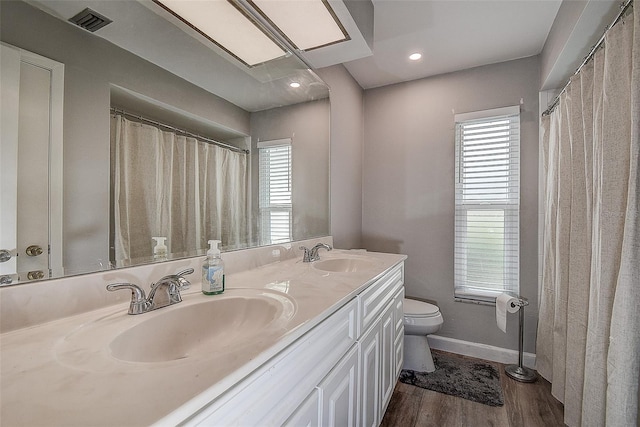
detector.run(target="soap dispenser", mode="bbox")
[202,240,225,295]
[152,237,167,260]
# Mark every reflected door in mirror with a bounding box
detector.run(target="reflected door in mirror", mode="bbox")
[0,43,64,282]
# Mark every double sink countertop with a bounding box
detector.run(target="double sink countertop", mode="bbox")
[0,249,406,426]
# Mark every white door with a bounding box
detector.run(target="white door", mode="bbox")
[0,43,63,283]
[0,44,21,279]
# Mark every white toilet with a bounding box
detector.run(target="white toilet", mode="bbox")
[403,298,444,373]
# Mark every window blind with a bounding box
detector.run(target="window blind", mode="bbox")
[454,106,520,302]
[258,140,292,244]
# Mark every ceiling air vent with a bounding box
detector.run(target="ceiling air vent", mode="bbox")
[68,8,112,32]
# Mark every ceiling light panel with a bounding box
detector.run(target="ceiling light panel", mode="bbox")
[250,0,349,51]
[154,0,286,66]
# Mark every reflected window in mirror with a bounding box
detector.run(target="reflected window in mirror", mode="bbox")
[258,139,292,245]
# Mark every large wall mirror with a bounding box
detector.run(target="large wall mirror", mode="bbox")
[0,0,330,286]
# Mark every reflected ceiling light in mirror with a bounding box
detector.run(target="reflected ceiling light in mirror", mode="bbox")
[153,0,286,66]
[249,0,349,51]
[409,53,422,61]
[289,82,301,88]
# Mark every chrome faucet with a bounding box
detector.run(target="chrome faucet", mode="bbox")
[300,243,332,262]
[106,268,194,315]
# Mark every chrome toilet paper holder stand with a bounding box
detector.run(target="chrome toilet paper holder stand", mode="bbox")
[505,298,537,383]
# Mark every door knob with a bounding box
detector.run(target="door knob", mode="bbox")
[27,270,45,280]
[0,249,13,263]
[26,245,43,257]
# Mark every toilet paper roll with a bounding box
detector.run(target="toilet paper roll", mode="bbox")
[496,293,520,333]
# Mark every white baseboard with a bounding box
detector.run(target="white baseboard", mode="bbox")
[427,335,536,369]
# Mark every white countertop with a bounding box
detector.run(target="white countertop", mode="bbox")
[0,250,405,426]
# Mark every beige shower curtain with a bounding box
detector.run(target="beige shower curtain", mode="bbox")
[536,5,639,426]
[111,115,248,263]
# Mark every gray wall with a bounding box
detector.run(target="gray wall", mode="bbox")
[539,0,587,89]
[1,1,250,274]
[539,0,621,91]
[316,65,364,250]
[250,99,330,243]
[362,56,540,352]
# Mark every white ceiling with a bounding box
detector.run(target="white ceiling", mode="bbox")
[340,0,563,89]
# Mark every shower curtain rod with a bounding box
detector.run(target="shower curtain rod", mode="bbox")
[542,0,633,117]
[110,107,249,154]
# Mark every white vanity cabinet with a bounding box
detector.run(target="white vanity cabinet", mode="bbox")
[181,262,404,427]
[357,265,404,427]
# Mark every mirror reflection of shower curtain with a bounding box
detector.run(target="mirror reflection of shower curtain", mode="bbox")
[111,114,248,263]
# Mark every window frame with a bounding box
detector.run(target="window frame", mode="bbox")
[453,106,520,303]
[258,138,292,245]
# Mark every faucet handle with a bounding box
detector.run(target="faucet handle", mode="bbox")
[299,246,312,262]
[106,283,149,315]
[106,282,145,301]
[175,268,194,277]
[171,268,194,290]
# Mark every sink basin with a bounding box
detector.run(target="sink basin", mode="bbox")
[55,289,296,369]
[312,257,375,273]
[110,292,293,363]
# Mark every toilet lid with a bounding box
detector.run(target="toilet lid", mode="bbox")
[403,298,440,317]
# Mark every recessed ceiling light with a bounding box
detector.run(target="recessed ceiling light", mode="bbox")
[409,53,422,61]
[290,82,301,88]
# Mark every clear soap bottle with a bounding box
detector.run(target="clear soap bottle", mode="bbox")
[202,240,224,295]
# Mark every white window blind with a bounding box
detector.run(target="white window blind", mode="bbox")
[454,106,520,303]
[258,139,292,244]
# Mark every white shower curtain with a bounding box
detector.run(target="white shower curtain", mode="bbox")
[111,115,248,262]
[536,5,639,426]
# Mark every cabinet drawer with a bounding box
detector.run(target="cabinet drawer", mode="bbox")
[188,298,358,426]
[358,264,403,336]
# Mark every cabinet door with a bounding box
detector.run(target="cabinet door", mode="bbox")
[394,331,404,379]
[380,302,395,417]
[283,388,320,427]
[393,288,405,378]
[318,345,358,427]
[359,322,381,427]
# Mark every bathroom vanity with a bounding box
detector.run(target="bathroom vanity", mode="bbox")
[0,240,405,426]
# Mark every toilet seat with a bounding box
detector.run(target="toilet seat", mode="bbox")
[403,298,440,318]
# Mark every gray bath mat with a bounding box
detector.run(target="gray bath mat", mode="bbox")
[399,351,504,406]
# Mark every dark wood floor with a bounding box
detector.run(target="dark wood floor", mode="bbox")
[381,351,565,427]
